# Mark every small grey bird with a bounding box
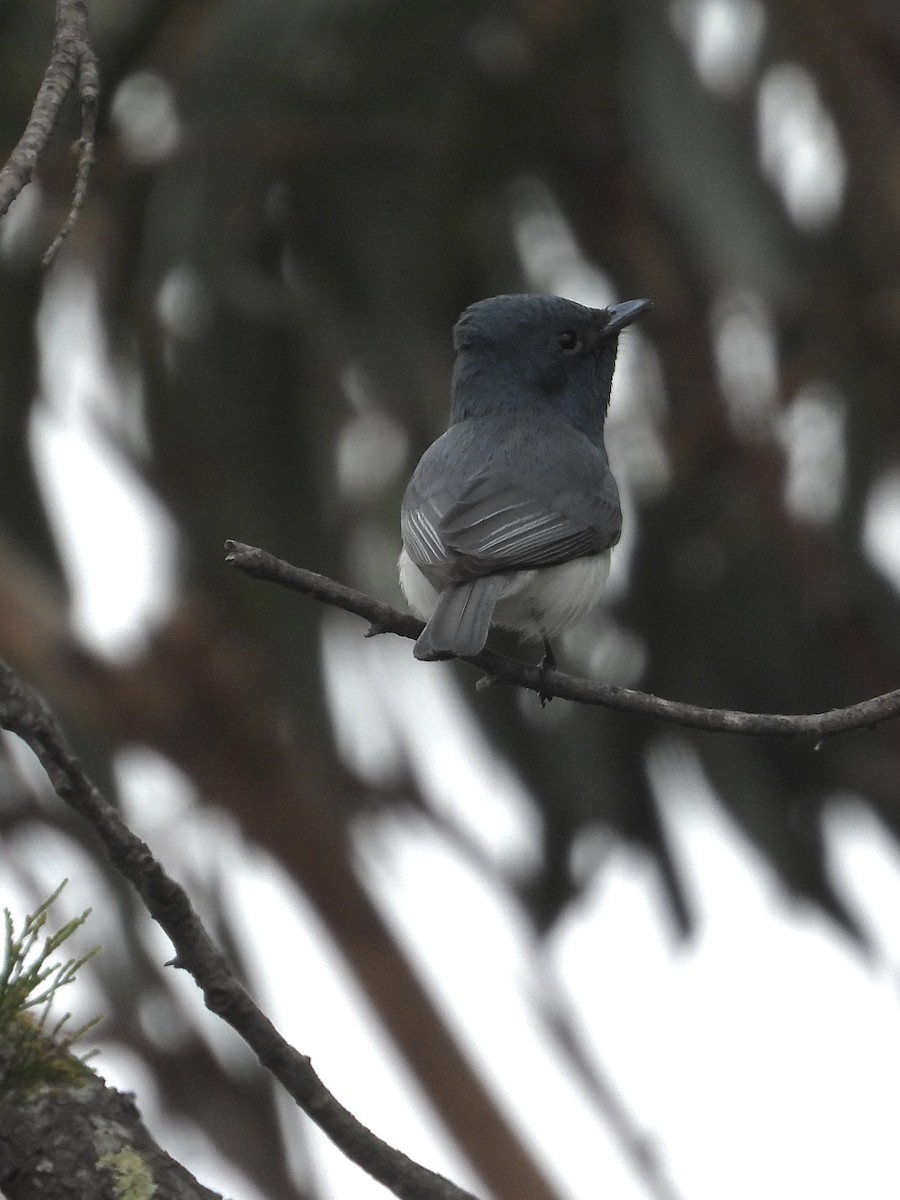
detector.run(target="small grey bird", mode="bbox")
[399,292,651,667]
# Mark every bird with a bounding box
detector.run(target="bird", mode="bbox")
[399,292,651,681]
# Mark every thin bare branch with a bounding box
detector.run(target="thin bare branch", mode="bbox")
[224,540,900,742]
[0,0,100,266]
[0,658,477,1200]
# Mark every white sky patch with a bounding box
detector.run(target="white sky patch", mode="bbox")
[226,847,479,1200]
[336,364,410,500]
[863,465,900,594]
[777,381,846,523]
[512,178,616,308]
[4,823,122,1000]
[758,63,846,232]
[30,266,179,656]
[1,726,57,801]
[0,861,34,943]
[554,745,900,1200]
[825,796,900,967]
[0,179,44,261]
[563,616,648,688]
[113,747,198,833]
[511,176,671,597]
[336,411,409,500]
[156,264,214,343]
[670,0,766,95]
[37,265,149,450]
[605,333,670,505]
[711,287,779,442]
[321,613,406,787]
[30,405,178,655]
[322,612,543,877]
[356,813,654,1200]
[111,71,181,165]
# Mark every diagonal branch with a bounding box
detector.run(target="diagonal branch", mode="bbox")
[0,542,567,1200]
[0,0,100,266]
[224,540,900,742]
[0,658,477,1200]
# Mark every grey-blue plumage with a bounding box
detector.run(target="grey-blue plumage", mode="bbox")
[399,293,651,662]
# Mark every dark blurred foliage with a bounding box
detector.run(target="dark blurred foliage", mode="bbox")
[2,1,900,1197]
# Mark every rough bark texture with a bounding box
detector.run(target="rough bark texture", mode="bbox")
[0,1073,222,1200]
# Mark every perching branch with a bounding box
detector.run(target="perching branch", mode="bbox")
[0,659,477,1200]
[0,0,99,266]
[224,540,900,743]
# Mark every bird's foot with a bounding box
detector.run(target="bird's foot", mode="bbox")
[538,637,557,706]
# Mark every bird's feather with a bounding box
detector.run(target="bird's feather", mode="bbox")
[412,575,510,660]
[398,294,649,662]
[401,414,621,589]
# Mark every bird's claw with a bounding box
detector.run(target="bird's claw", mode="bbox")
[538,638,557,706]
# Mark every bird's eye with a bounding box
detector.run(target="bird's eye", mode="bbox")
[556,330,582,354]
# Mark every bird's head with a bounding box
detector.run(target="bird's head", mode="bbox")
[450,293,652,440]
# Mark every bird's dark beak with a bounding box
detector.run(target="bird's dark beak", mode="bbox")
[604,298,653,335]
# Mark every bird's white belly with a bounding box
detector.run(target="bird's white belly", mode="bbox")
[492,552,611,638]
[398,549,442,620]
[398,549,611,641]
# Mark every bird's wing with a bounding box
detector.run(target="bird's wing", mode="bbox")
[402,471,620,585]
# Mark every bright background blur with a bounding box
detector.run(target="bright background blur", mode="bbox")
[3,2,900,1199]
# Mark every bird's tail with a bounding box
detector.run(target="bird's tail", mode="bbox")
[414,576,508,661]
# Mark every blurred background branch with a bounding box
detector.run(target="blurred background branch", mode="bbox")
[0,0,98,264]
